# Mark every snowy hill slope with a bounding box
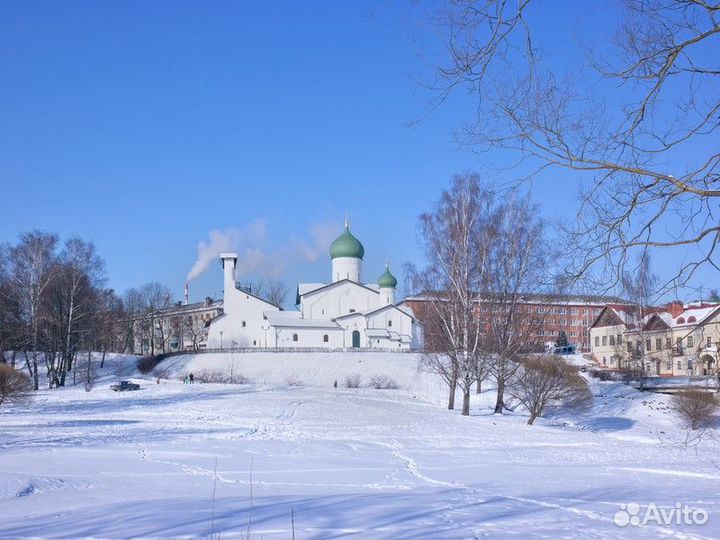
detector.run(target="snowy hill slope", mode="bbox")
[154,351,450,403]
[0,352,717,539]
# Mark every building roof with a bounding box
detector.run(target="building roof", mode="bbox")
[156,298,223,317]
[329,224,365,260]
[265,312,341,329]
[233,282,283,310]
[591,302,720,332]
[406,291,628,306]
[298,279,380,300]
[363,303,416,320]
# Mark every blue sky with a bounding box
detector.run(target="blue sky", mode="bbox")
[0,1,712,303]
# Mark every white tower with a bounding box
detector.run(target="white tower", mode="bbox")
[329,217,364,283]
[220,253,238,296]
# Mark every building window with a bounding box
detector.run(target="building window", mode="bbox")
[602,336,607,346]
[253,340,256,346]
[666,337,672,349]
[687,336,694,348]
[293,334,298,342]
[602,356,607,365]
[242,321,246,327]
[388,320,392,327]
[617,334,622,344]
[609,335,615,346]
[349,309,356,313]
[677,360,682,369]
[656,338,662,350]
[323,334,329,342]
[676,337,683,348]
[707,337,712,347]
[645,339,651,352]
[666,360,671,370]
[687,360,694,370]
[594,336,600,347]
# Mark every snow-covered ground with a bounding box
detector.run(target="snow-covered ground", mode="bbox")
[0,352,717,539]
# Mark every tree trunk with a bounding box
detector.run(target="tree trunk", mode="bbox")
[494,376,505,414]
[476,379,482,394]
[85,350,92,390]
[100,350,106,369]
[461,387,470,416]
[11,350,17,367]
[527,413,537,425]
[32,353,39,391]
[448,377,457,410]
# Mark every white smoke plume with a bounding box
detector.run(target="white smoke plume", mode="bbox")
[186,220,267,282]
[292,221,339,262]
[187,219,340,282]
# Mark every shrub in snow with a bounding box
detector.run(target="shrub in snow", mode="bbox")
[137,356,163,374]
[589,369,614,381]
[672,389,719,430]
[194,369,249,384]
[369,375,399,390]
[287,376,304,387]
[153,367,172,380]
[344,374,362,388]
[0,364,32,407]
[509,355,593,425]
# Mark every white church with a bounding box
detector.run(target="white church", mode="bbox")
[207,220,423,350]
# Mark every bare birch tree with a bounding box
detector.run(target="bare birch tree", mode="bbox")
[249,279,289,307]
[483,195,549,413]
[8,231,59,390]
[621,254,659,390]
[415,174,496,415]
[419,0,720,292]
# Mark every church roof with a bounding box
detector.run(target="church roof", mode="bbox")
[363,303,416,320]
[329,224,364,260]
[298,279,380,300]
[377,265,397,289]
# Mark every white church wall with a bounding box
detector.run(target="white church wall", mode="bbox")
[272,327,345,348]
[207,254,280,348]
[365,307,413,338]
[303,281,379,320]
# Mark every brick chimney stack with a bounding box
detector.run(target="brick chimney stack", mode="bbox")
[666,300,684,318]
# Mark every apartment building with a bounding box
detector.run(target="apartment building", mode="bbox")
[402,293,628,352]
[590,301,720,377]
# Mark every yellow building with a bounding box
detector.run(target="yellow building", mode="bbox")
[590,301,720,377]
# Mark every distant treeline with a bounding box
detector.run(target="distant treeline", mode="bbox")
[0,230,174,390]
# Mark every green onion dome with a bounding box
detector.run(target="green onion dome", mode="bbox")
[377,264,397,289]
[329,224,365,260]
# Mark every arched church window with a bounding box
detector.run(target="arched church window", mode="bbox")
[323,334,329,342]
[293,334,298,342]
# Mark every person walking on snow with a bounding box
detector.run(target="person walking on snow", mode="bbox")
[189,373,194,384]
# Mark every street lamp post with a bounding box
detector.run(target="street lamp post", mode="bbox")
[219,330,223,349]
